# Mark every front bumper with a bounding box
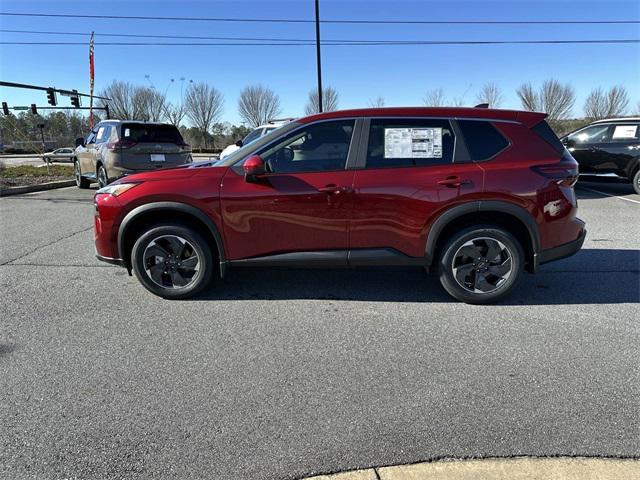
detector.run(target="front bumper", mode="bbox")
[538,228,587,266]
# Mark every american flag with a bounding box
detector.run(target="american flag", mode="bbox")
[89,32,95,129]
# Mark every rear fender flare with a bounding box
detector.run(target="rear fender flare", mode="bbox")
[424,200,541,266]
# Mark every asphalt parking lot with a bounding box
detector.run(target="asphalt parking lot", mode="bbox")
[1,180,639,479]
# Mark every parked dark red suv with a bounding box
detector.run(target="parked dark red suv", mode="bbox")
[94,107,586,304]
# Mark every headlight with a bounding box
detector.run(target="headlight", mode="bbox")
[95,183,139,196]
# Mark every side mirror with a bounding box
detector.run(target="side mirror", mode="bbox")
[75,137,85,147]
[235,140,243,147]
[243,155,265,182]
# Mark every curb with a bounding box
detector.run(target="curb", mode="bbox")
[0,180,76,197]
[302,457,640,480]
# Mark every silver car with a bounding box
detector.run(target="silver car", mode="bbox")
[43,147,75,163]
[73,120,192,189]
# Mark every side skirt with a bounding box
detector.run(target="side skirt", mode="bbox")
[225,248,428,270]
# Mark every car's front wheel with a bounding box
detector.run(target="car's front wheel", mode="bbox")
[74,161,90,189]
[131,224,214,299]
[632,168,640,195]
[438,226,524,304]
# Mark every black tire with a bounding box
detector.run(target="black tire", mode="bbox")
[131,224,214,299]
[97,164,109,189]
[438,225,524,304]
[74,160,90,189]
[632,168,640,195]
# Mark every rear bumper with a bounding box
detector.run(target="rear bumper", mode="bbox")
[96,253,125,267]
[538,228,586,266]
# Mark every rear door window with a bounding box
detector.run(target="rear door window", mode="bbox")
[95,126,111,144]
[610,124,639,142]
[457,120,509,161]
[122,124,184,144]
[365,118,455,168]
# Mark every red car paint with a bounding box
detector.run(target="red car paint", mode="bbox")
[94,107,585,279]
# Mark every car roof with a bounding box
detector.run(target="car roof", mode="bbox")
[299,107,547,128]
[590,117,640,124]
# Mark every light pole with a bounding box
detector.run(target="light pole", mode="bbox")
[314,0,323,113]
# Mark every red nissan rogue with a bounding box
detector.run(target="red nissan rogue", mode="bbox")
[94,107,586,304]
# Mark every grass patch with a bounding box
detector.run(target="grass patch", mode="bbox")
[0,165,74,178]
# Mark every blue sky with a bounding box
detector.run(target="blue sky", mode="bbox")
[1,0,639,124]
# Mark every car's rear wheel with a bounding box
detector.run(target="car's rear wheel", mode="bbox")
[74,160,90,189]
[438,226,524,304]
[632,168,640,195]
[131,224,213,299]
[97,165,109,189]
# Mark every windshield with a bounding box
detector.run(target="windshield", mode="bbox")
[217,121,301,166]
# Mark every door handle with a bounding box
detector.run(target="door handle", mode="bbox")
[318,184,351,194]
[437,176,471,188]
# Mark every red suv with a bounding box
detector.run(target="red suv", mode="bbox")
[94,107,585,304]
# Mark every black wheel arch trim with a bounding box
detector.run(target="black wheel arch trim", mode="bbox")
[424,200,541,269]
[117,202,226,275]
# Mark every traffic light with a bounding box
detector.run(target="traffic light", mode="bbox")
[46,88,57,106]
[104,104,110,119]
[70,90,80,108]
[31,104,37,115]
[2,102,9,115]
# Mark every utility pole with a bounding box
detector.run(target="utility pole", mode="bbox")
[314,0,323,113]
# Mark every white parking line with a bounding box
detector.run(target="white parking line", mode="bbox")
[579,186,640,205]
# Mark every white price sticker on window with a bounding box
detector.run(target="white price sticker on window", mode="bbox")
[384,127,442,158]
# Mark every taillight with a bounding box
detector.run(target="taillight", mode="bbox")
[106,139,137,150]
[531,162,579,187]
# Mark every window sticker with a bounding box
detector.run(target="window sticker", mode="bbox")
[384,128,442,158]
[96,127,106,140]
[612,125,638,139]
[124,128,131,137]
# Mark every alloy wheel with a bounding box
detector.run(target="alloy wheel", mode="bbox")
[143,235,200,289]
[97,167,108,188]
[451,237,513,294]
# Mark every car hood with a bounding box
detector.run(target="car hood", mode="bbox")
[114,161,225,183]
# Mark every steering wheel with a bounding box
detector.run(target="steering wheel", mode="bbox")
[267,146,295,172]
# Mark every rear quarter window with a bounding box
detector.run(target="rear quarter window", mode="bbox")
[122,124,184,143]
[532,120,565,155]
[457,120,509,161]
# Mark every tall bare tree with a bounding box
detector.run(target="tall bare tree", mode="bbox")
[184,83,224,148]
[305,86,339,115]
[98,81,136,119]
[516,79,575,120]
[165,101,187,127]
[368,96,385,107]
[238,85,282,127]
[134,87,167,122]
[584,85,629,119]
[423,88,446,107]
[476,82,504,107]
